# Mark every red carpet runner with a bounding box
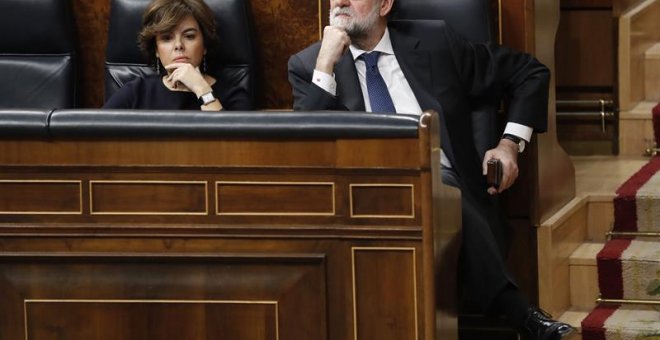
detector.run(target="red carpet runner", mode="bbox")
[581,103,660,339]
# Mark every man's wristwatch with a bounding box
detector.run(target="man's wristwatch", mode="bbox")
[502,134,526,153]
[198,91,217,106]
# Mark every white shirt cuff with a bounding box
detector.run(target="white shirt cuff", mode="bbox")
[503,123,533,142]
[312,70,337,96]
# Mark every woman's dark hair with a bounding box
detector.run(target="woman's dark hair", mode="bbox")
[138,0,218,70]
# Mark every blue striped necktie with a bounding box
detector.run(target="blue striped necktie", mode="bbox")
[360,51,396,113]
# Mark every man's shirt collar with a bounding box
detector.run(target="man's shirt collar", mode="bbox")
[349,28,394,60]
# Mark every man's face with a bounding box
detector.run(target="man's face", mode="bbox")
[329,0,382,37]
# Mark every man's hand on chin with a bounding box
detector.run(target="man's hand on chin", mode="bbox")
[483,139,519,195]
[315,26,351,74]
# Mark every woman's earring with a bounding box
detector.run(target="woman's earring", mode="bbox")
[155,57,160,74]
[203,55,207,73]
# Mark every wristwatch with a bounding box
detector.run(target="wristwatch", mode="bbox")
[502,134,526,153]
[198,91,217,106]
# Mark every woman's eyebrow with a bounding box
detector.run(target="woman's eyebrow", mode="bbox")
[181,27,199,34]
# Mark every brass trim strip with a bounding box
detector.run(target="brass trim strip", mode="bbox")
[25,299,278,304]
[351,247,418,340]
[24,299,279,340]
[215,181,336,216]
[0,180,82,215]
[597,298,660,305]
[318,0,323,40]
[89,180,208,216]
[498,0,503,44]
[607,231,660,237]
[349,183,415,219]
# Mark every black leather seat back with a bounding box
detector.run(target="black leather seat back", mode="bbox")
[390,0,492,43]
[0,0,78,109]
[391,0,498,159]
[105,0,257,104]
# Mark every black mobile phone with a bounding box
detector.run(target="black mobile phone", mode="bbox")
[486,158,502,188]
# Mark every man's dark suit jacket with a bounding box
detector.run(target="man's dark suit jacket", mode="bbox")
[288,20,550,310]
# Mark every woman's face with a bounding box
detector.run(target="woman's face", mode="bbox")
[155,14,206,71]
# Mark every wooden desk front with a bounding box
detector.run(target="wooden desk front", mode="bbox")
[0,111,460,340]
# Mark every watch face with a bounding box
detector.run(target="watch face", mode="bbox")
[201,92,215,105]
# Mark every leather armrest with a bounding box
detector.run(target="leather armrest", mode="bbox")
[47,110,421,139]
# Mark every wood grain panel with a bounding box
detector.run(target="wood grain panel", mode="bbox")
[0,181,81,214]
[0,140,337,167]
[90,181,208,215]
[556,9,614,89]
[587,201,614,241]
[352,248,417,340]
[500,0,534,52]
[561,0,614,8]
[72,0,110,108]
[619,114,654,156]
[538,201,587,316]
[336,139,421,168]
[619,0,660,110]
[0,253,326,340]
[613,0,645,16]
[569,264,599,308]
[0,112,457,339]
[26,301,277,340]
[350,184,414,218]
[216,182,334,215]
[250,0,322,109]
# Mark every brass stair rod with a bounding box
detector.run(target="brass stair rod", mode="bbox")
[556,99,615,133]
[597,298,660,306]
[555,111,615,116]
[607,231,660,238]
[600,99,606,133]
[556,99,615,106]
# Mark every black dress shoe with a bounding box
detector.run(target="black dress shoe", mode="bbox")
[522,306,574,340]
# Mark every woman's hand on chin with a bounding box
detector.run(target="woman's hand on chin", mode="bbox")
[164,62,209,95]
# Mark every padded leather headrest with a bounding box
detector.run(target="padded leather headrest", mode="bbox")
[390,0,492,43]
[0,0,78,109]
[106,0,255,65]
[0,0,76,53]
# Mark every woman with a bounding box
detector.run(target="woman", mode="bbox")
[103,0,251,111]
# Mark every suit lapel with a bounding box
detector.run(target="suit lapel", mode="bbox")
[390,28,437,112]
[335,52,365,111]
[389,26,457,167]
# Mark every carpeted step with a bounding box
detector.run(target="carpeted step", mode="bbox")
[581,304,660,340]
[614,156,660,232]
[597,238,660,301]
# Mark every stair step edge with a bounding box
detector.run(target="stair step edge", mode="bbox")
[620,101,658,118]
[569,242,604,266]
[645,42,660,59]
[558,308,590,333]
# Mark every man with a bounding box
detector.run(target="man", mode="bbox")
[288,0,573,339]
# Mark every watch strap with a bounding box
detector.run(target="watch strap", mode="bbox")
[198,91,216,106]
[502,134,525,153]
